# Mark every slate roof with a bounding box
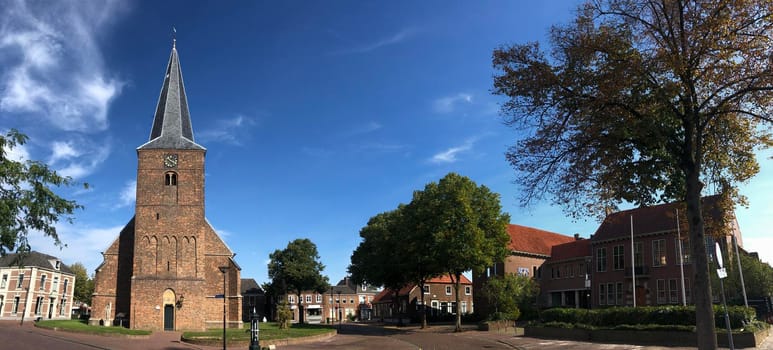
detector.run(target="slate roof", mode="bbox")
[549,238,591,261]
[507,224,574,256]
[241,278,263,294]
[0,251,74,274]
[592,195,722,242]
[138,43,204,150]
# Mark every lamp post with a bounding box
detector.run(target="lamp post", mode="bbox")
[218,266,229,350]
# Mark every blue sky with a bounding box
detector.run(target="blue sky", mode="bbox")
[2,1,771,286]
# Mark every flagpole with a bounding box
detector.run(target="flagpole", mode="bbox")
[631,215,636,307]
[676,209,686,306]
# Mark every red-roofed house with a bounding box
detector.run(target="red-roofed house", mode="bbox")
[473,224,575,316]
[539,238,592,308]
[589,196,742,308]
[371,275,474,323]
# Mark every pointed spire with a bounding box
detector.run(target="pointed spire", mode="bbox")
[139,40,204,150]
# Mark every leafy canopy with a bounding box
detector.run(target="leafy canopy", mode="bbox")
[0,129,85,255]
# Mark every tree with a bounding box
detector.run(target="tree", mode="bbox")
[410,173,511,332]
[0,129,85,255]
[482,274,539,321]
[349,207,415,326]
[493,1,773,348]
[70,262,94,304]
[268,238,329,324]
[725,253,773,304]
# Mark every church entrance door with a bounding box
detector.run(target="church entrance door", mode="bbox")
[164,305,174,330]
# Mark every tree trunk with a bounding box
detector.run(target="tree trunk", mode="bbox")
[419,281,427,329]
[452,272,462,332]
[684,119,717,349]
[297,291,304,324]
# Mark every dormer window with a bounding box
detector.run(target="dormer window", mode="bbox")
[55,261,61,270]
[165,172,177,186]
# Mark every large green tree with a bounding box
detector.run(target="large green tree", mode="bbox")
[70,262,94,304]
[268,238,329,324]
[725,252,773,304]
[493,1,773,348]
[410,173,511,332]
[481,274,539,321]
[0,129,85,255]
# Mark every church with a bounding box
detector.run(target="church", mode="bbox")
[91,41,242,331]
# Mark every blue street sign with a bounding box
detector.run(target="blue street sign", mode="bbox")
[215,294,224,298]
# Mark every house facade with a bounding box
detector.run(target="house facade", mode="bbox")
[241,279,266,322]
[90,41,242,331]
[281,278,378,324]
[0,251,75,321]
[473,224,575,316]
[372,275,474,322]
[589,196,741,308]
[538,238,592,308]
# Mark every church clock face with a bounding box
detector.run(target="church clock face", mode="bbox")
[164,153,178,168]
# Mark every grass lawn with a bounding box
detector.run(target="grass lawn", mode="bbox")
[182,322,335,343]
[36,319,152,336]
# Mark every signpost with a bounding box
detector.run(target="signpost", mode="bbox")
[715,242,734,350]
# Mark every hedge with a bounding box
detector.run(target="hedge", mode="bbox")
[540,305,755,330]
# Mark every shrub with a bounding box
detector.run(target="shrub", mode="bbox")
[540,305,756,330]
[275,301,293,330]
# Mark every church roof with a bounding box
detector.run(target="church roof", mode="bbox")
[138,42,205,150]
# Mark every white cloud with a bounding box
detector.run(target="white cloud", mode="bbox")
[197,114,258,146]
[330,28,413,55]
[430,139,476,164]
[433,93,473,113]
[48,137,110,179]
[742,237,773,266]
[116,180,136,208]
[0,1,125,132]
[27,223,126,274]
[5,139,30,162]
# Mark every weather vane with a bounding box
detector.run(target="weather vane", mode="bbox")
[172,26,177,48]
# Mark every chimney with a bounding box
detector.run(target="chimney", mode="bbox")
[574,233,581,240]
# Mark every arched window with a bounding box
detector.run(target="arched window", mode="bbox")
[165,172,177,186]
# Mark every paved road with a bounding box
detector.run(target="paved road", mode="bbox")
[2,321,771,349]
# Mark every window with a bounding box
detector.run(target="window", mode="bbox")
[656,279,666,304]
[445,286,452,295]
[669,279,679,304]
[343,298,346,304]
[316,294,322,303]
[1,274,7,288]
[634,242,643,267]
[613,245,625,270]
[596,248,607,272]
[304,295,311,303]
[518,267,530,276]
[63,279,68,294]
[288,295,295,304]
[653,240,667,266]
[533,266,537,277]
[40,275,46,290]
[675,238,690,264]
[60,298,66,316]
[34,297,43,315]
[423,285,430,294]
[350,298,354,304]
[17,273,24,289]
[464,286,471,295]
[577,263,584,277]
[165,172,177,186]
[599,284,606,305]
[606,283,614,306]
[53,276,59,292]
[569,264,575,277]
[362,285,367,291]
[55,261,61,270]
[12,296,20,314]
[555,266,561,278]
[461,301,468,314]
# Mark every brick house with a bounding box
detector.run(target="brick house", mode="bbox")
[589,196,741,308]
[539,238,592,308]
[372,275,474,322]
[0,251,75,321]
[279,278,378,324]
[473,224,575,317]
[90,42,242,331]
[241,279,266,322]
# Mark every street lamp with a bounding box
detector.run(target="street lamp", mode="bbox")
[249,306,260,350]
[219,266,229,350]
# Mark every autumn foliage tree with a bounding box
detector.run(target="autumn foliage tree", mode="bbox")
[493,1,773,348]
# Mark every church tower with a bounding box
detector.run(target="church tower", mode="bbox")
[91,41,242,331]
